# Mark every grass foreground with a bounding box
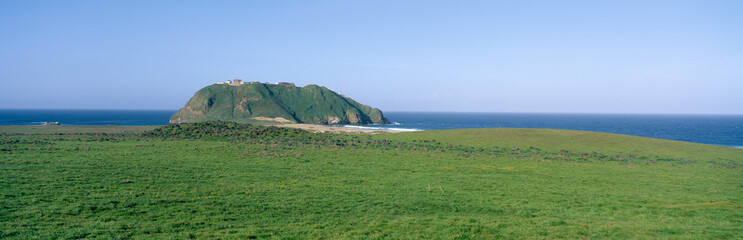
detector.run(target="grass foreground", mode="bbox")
[1,122,742,239]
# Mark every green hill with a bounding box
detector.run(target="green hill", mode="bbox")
[170,82,389,125]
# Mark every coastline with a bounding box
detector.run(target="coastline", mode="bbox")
[0,124,395,136]
[270,123,395,134]
[250,116,397,134]
[2,109,742,147]
[0,123,395,135]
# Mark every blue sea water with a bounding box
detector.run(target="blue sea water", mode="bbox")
[0,109,176,126]
[349,112,743,148]
[1,109,741,148]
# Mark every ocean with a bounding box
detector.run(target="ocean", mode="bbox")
[1,109,741,148]
[0,109,175,126]
[347,112,743,148]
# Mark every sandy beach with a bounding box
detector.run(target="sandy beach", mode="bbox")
[272,123,394,134]
[251,116,394,134]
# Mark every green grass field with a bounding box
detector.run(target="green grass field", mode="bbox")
[0,125,159,135]
[1,123,741,239]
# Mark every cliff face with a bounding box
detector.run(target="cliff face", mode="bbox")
[170,83,389,125]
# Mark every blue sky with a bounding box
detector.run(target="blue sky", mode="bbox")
[1,0,741,114]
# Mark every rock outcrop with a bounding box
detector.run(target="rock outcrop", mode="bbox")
[170,82,389,125]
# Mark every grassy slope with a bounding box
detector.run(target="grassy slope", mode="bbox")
[0,125,159,134]
[1,125,741,239]
[266,84,368,124]
[375,128,743,163]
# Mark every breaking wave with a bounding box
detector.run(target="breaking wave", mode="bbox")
[340,125,421,132]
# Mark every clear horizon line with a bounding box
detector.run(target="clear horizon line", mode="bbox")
[382,110,743,116]
[1,108,741,116]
